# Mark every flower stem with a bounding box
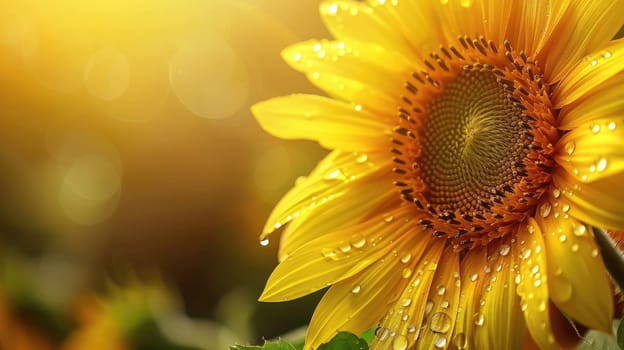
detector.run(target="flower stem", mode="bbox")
[593,226,624,291]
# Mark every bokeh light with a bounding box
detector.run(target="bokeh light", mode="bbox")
[0,0,329,348]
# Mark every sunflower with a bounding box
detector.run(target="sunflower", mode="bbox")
[252,1,624,349]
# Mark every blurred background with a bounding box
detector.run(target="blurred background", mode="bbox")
[0,0,330,348]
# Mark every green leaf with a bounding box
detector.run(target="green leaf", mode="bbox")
[231,339,298,350]
[577,329,619,350]
[359,328,376,345]
[617,319,624,350]
[318,332,368,350]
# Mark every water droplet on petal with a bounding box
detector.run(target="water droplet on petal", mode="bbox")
[401,253,412,263]
[574,224,586,236]
[321,248,339,261]
[392,335,408,350]
[591,124,601,134]
[260,238,270,246]
[351,234,366,248]
[401,298,412,307]
[564,141,576,155]
[402,268,412,279]
[591,248,599,257]
[539,202,552,218]
[453,333,467,349]
[520,248,532,259]
[425,300,434,314]
[470,273,478,282]
[351,285,361,294]
[473,313,485,326]
[434,336,448,348]
[552,188,561,198]
[559,234,567,242]
[597,158,607,172]
[430,312,452,333]
[608,121,616,130]
[499,244,510,256]
[571,243,579,252]
[437,286,446,295]
[356,153,368,163]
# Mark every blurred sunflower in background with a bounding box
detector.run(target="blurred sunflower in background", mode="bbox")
[253,0,624,349]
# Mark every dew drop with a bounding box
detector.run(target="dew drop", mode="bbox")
[401,298,412,307]
[470,273,478,282]
[378,327,390,341]
[604,51,612,59]
[425,300,434,314]
[597,158,607,172]
[571,243,579,252]
[260,238,270,246]
[453,333,468,349]
[520,248,532,259]
[407,324,416,333]
[531,265,539,275]
[521,303,528,311]
[539,202,552,218]
[402,268,412,279]
[412,278,421,287]
[430,312,452,333]
[552,188,561,198]
[339,243,352,253]
[574,225,586,236]
[473,313,485,326]
[351,285,361,294]
[401,253,412,263]
[499,244,511,256]
[440,300,449,309]
[326,3,339,15]
[274,222,283,230]
[434,336,448,348]
[559,234,567,243]
[385,215,395,223]
[392,335,408,350]
[534,279,542,287]
[354,104,363,112]
[351,234,366,248]
[591,123,601,134]
[437,286,446,296]
[356,153,368,163]
[538,301,546,312]
[608,121,617,131]
[591,248,599,257]
[564,141,576,155]
[321,248,339,261]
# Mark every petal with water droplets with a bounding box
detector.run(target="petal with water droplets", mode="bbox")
[536,199,613,332]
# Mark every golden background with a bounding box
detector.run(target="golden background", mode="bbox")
[0,0,330,348]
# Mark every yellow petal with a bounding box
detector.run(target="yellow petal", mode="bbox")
[259,206,412,301]
[281,40,402,116]
[252,94,391,152]
[541,0,624,83]
[259,150,390,240]
[555,118,624,183]
[506,0,570,56]
[304,230,431,350]
[553,168,624,231]
[279,178,397,262]
[536,200,613,332]
[391,1,446,57]
[319,1,414,67]
[414,246,461,350]
[515,218,559,350]
[473,239,525,350]
[451,247,487,350]
[553,38,624,108]
[369,239,445,350]
[558,71,624,129]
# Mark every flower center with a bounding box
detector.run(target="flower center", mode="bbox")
[391,37,558,250]
[420,69,530,213]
